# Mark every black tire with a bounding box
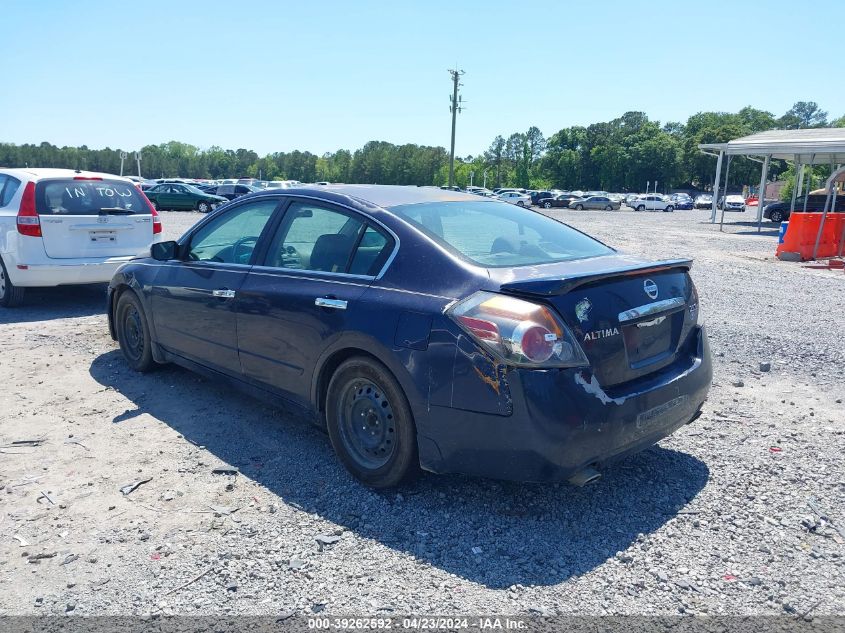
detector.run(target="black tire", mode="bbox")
[516,200,525,207]
[115,291,156,372]
[543,201,552,209]
[151,199,160,211]
[0,256,25,307]
[574,204,584,210]
[769,209,784,223]
[604,205,613,211]
[665,205,674,212]
[197,201,211,213]
[326,357,419,488]
[636,205,646,212]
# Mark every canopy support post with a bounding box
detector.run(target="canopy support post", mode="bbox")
[719,156,732,232]
[756,155,770,233]
[710,150,723,223]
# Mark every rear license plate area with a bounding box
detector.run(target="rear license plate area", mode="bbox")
[635,395,689,432]
[622,315,674,367]
[89,231,116,243]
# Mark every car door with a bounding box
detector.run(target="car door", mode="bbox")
[236,199,395,405]
[149,197,281,375]
[169,184,191,209]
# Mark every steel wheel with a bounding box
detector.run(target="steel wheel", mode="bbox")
[115,291,156,372]
[338,379,396,470]
[326,357,419,488]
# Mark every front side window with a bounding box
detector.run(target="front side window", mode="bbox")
[187,199,278,264]
[392,200,613,268]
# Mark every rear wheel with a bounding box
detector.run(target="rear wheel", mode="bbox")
[574,204,584,210]
[604,205,613,211]
[326,357,418,488]
[197,201,211,213]
[516,200,525,207]
[769,209,784,223]
[636,205,645,212]
[0,257,25,308]
[665,205,674,212]
[543,201,552,209]
[115,291,156,372]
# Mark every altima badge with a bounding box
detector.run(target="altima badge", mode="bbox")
[575,298,591,323]
[643,279,658,299]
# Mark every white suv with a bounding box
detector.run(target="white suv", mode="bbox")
[0,168,162,307]
[632,194,674,212]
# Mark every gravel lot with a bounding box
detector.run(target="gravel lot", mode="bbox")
[1,207,843,618]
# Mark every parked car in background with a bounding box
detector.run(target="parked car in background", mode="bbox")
[144,183,227,213]
[569,195,621,211]
[209,184,260,201]
[0,168,162,307]
[109,185,711,487]
[530,190,555,206]
[607,193,626,205]
[762,194,844,223]
[694,194,713,209]
[497,191,532,207]
[537,193,580,209]
[670,194,694,210]
[632,195,674,212]
[625,194,642,208]
[719,195,745,212]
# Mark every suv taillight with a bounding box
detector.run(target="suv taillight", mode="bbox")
[138,187,162,234]
[16,182,41,237]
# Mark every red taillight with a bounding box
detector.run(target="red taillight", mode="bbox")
[457,315,501,343]
[141,190,162,234]
[17,182,41,237]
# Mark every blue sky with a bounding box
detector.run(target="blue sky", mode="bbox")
[2,0,842,157]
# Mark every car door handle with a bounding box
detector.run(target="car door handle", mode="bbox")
[212,289,236,298]
[315,297,347,310]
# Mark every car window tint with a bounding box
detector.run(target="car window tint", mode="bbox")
[349,226,393,276]
[187,199,278,264]
[394,200,613,267]
[1,176,21,206]
[266,202,364,273]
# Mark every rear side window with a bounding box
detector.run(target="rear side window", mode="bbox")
[0,175,20,207]
[35,179,150,215]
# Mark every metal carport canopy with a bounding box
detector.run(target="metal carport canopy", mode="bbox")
[699,127,845,164]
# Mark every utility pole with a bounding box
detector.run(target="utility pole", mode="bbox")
[447,68,464,188]
[119,151,127,176]
[134,151,142,178]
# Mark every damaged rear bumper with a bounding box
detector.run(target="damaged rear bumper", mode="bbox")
[417,326,712,483]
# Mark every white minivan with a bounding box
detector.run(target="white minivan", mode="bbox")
[0,168,162,307]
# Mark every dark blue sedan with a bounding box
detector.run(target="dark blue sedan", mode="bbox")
[108,185,712,488]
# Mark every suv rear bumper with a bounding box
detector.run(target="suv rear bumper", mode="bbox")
[3,254,138,287]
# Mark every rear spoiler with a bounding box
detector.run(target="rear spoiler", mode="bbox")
[500,258,693,296]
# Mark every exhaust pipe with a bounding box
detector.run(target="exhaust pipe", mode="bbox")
[568,465,601,487]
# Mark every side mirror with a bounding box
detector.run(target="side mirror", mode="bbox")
[151,240,179,261]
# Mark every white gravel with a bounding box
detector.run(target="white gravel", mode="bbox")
[0,207,843,618]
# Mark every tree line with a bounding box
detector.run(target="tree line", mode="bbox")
[1,101,841,193]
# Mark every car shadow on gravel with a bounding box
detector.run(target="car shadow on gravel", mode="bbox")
[90,350,709,589]
[0,283,107,324]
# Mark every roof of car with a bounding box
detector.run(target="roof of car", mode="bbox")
[253,184,488,209]
[0,168,133,182]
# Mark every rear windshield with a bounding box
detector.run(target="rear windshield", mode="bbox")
[391,200,614,267]
[35,179,150,215]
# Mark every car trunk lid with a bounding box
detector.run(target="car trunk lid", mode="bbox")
[496,256,696,386]
[35,178,155,259]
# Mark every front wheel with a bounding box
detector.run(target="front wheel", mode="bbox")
[0,256,25,307]
[516,200,525,207]
[604,205,613,211]
[197,201,211,213]
[543,201,552,209]
[769,210,784,223]
[115,291,156,372]
[574,204,584,210]
[326,357,419,488]
[665,205,674,212]
[636,205,645,212]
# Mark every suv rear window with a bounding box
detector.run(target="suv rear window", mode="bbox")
[35,179,150,215]
[392,200,614,267]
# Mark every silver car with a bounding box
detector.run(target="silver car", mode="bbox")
[568,195,621,211]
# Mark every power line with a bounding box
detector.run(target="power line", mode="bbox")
[447,68,465,188]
